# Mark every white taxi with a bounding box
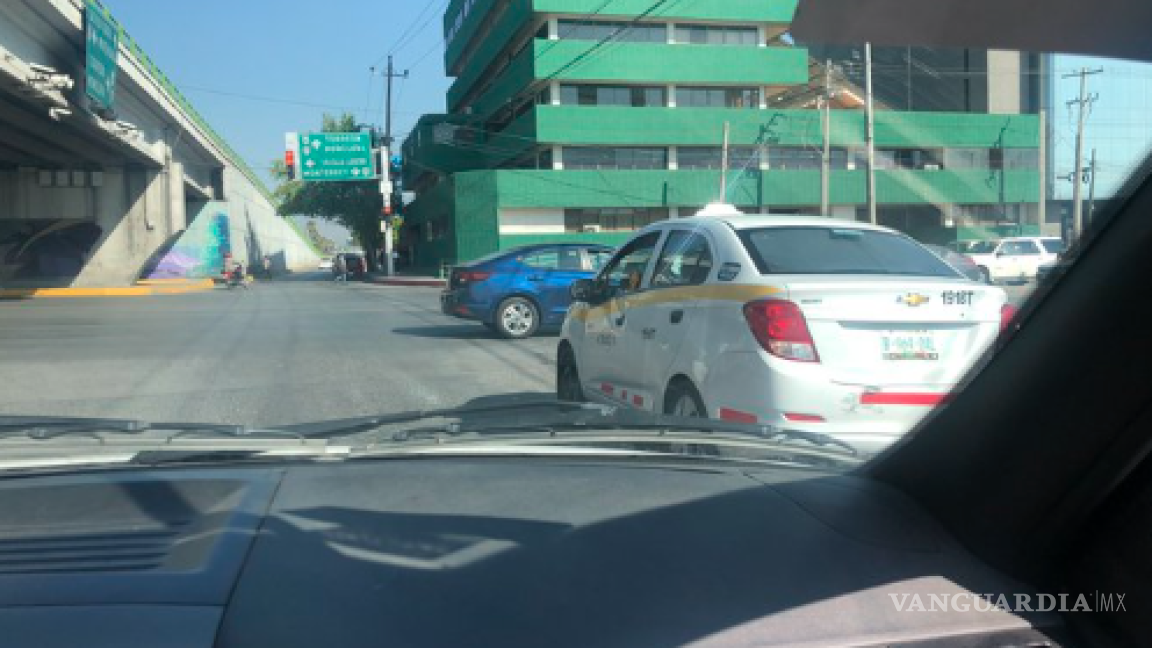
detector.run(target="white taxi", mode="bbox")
[557,205,1014,453]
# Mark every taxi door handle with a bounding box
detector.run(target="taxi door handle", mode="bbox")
[670,310,684,324]
[642,327,657,340]
[528,275,544,282]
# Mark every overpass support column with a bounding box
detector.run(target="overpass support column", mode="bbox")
[167,161,187,232]
[74,138,188,286]
[73,165,174,286]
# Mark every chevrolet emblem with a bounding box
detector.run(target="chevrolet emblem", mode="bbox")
[898,293,930,307]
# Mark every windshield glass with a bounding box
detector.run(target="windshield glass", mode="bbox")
[739,228,960,277]
[1,0,1151,474]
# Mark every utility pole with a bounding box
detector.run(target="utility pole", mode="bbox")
[1064,67,1101,242]
[382,55,409,148]
[865,43,878,225]
[719,121,731,201]
[1087,148,1098,226]
[1038,109,1047,228]
[380,56,409,276]
[820,60,833,216]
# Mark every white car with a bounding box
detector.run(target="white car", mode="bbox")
[964,237,1064,283]
[318,258,335,271]
[557,206,1013,454]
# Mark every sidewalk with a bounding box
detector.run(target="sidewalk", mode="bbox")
[0,278,216,299]
[364,272,446,288]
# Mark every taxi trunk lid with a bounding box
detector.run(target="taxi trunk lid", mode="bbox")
[784,278,1005,388]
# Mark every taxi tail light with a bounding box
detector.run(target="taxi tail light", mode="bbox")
[1000,303,1018,333]
[460,270,492,283]
[743,299,820,363]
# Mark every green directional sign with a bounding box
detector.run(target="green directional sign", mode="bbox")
[84,0,118,112]
[298,132,377,182]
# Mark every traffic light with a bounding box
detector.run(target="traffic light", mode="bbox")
[285,150,296,180]
[391,191,404,217]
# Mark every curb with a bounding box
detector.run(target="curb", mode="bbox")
[367,278,446,288]
[0,278,215,299]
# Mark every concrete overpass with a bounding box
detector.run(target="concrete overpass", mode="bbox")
[0,0,319,287]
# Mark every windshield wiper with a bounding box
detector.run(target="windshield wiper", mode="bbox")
[288,400,862,462]
[272,399,607,439]
[0,401,863,468]
[0,415,309,442]
[447,411,861,459]
[0,416,347,472]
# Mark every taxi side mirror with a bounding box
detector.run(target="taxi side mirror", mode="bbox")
[570,279,597,303]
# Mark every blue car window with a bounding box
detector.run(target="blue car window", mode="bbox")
[522,251,560,269]
[558,249,583,270]
[587,249,613,271]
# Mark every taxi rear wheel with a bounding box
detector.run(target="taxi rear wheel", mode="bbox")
[664,380,706,418]
[556,345,585,403]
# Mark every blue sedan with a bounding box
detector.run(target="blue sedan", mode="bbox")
[441,244,615,339]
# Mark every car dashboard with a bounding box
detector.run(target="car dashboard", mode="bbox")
[0,458,1070,648]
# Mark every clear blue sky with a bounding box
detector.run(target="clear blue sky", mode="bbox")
[102,0,452,184]
[1051,55,1152,200]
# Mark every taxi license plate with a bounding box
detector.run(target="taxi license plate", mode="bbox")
[881,331,939,361]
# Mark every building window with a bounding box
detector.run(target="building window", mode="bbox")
[944,148,1038,170]
[770,148,823,170]
[1002,149,1039,169]
[678,147,760,169]
[945,148,991,169]
[564,147,668,170]
[557,20,666,43]
[673,24,759,46]
[564,208,670,232]
[537,148,554,169]
[676,86,760,108]
[559,84,666,107]
[862,148,944,170]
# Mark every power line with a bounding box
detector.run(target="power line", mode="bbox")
[450,0,621,112]
[536,0,686,87]
[179,83,423,115]
[410,38,445,71]
[373,0,451,66]
[530,0,621,66]
[362,67,376,124]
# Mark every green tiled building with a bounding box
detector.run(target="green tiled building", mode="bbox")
[401,0,1043,270]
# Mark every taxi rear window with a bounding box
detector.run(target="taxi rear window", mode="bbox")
[738,227,959,278]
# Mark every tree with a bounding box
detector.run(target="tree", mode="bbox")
[272,114,384,270]
[305,220,336,255]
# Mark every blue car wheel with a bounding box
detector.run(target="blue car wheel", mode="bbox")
[495,296,540,340]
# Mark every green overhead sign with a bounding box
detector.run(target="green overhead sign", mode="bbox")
[84,0,118,112]
[298,132,377,181]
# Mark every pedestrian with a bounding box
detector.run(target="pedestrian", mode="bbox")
[262,255,272,279]
[230,261,248,290]
[334,254,347,282]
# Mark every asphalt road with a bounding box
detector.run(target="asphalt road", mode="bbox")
[0,274,1038,429]
[0,274,557,427]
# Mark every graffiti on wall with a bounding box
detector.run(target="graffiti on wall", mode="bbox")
[143,208,232,279]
